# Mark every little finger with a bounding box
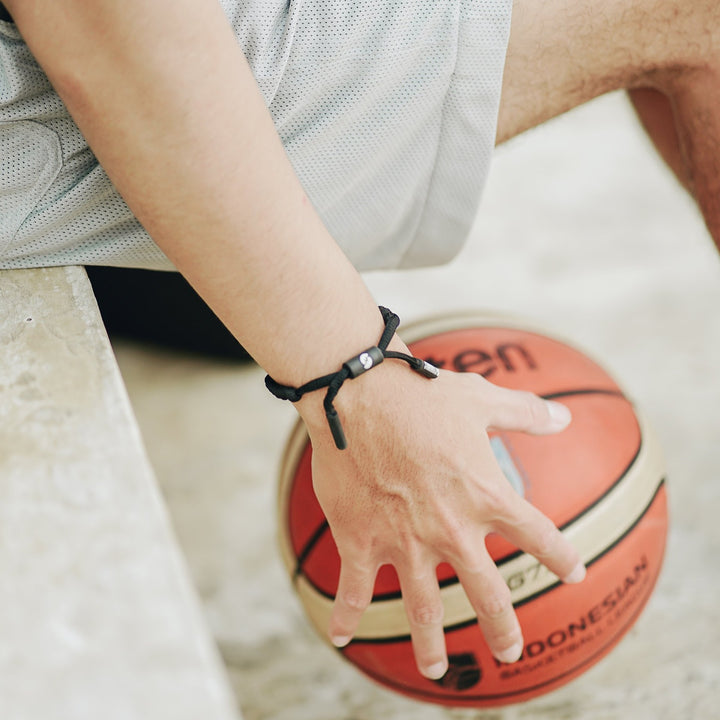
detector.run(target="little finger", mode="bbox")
[328,560,378,648]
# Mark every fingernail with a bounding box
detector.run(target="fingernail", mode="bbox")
[563,562,587,584]
[331,635,352,648]
[423,661,448,679]
[495,642,523,664]
[546,401,572,429]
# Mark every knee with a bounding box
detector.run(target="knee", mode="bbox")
[644,2,720,89]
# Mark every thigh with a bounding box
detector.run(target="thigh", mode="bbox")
[496,0,719,144]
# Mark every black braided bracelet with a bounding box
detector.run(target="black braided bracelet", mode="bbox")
[264,306,439,450]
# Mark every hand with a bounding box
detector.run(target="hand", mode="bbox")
[300,361,585,680]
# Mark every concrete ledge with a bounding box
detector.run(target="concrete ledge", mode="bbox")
[0,266,241,720]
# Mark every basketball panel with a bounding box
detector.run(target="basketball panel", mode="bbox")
[340,485,668,707]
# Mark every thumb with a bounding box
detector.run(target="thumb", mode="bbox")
[482,384,572,435]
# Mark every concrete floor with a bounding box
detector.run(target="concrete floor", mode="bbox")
[114,92,720,720]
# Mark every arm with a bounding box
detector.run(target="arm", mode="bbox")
[7,0,583,678]
[7,0,382,382]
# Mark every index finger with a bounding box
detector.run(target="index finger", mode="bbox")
[493,497,586,584]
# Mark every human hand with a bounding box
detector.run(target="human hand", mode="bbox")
[299,361,585,680]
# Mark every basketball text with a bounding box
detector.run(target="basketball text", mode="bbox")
[423,343,537,378]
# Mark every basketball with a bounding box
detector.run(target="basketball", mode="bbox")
[276,313,668,707]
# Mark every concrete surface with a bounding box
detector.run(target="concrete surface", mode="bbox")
[114,91,720,719]
[0,266,241,720]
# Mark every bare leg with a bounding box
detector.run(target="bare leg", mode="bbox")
[628,80,720,242]
[627,88,690,192]
[497,0,720,250]
[665,67,720,244]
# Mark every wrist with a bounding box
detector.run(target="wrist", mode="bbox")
[294,332,411,429]
[268,308,438,449]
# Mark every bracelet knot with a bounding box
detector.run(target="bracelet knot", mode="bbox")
[264,307,439,449]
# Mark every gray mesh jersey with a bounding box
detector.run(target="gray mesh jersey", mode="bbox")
[0,0,512,272]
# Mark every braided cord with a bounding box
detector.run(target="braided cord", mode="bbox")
[264,307,439,449]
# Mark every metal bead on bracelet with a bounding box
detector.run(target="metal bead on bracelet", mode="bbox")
[264,306,439,449]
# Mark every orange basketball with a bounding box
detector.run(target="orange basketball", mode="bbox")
[277,313,668,707]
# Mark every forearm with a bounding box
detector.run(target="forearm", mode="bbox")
[8,0,389,390]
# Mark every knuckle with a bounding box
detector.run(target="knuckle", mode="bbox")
[480,483,511,518]
[530,518,561,559]
[464,371,489,395]
[435,517,471,556]
[338,590,369,612]
[518,392,544,429]
[409,603,444,627]
[337,536,374,564]
[477,588,512,619]
[492,626,523,648]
